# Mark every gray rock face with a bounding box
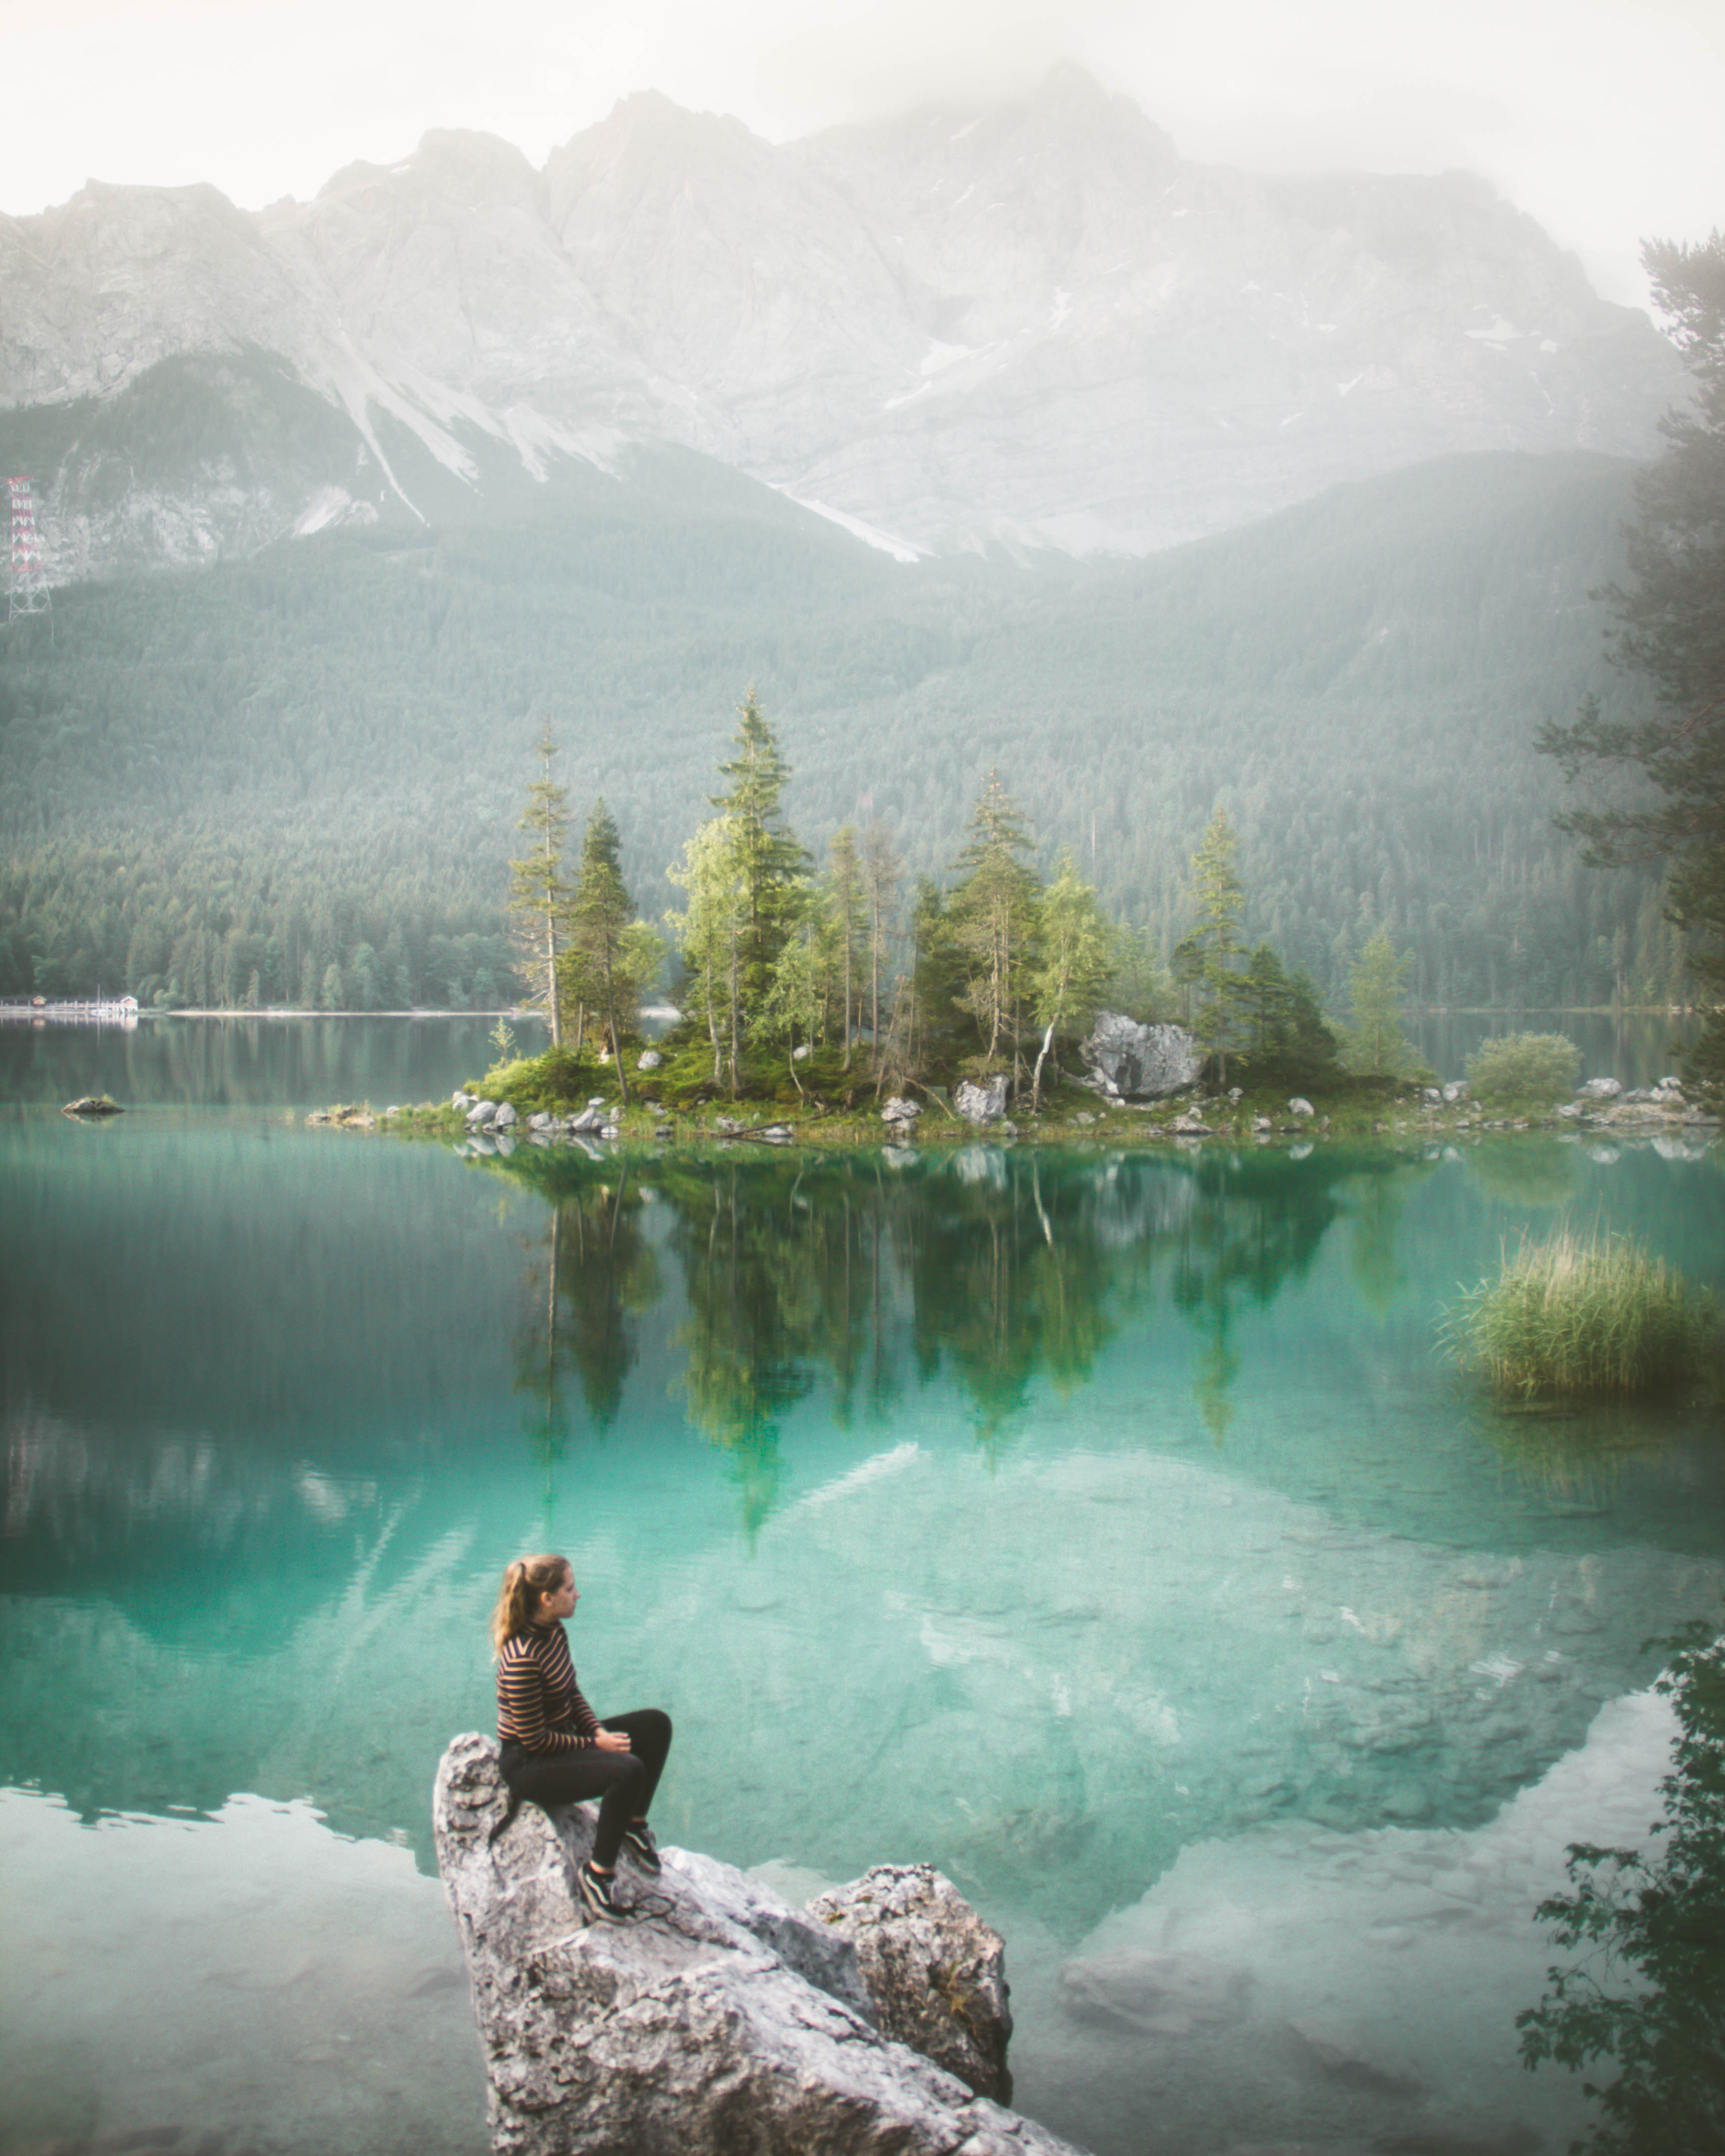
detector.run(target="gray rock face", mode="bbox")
[955,1076,1010,1124]
[1580,1077,1623,1100]
[433,1732,1087,2156]
[0,70,1684,578]
[492,1102,517,1128]
[637,1050,663,1070]
[881,1095,921,1139]
[1081,1014,1204,1100]
[466,1099,498,1125]
[809,1864,1014,2104]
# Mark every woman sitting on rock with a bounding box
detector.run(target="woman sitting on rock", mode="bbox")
[491,1552,672,1925]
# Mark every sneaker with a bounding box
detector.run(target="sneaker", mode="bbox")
[576,1862,632,1925]
[620,1821,661,1875]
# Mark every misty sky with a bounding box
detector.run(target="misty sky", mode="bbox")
[3,0,1720,310]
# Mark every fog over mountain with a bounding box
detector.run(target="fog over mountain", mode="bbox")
[0,64,1686,574]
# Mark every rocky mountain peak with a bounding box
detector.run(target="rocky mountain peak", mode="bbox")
[0,72,1690,571]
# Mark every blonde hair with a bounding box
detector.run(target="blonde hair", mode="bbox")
[490,1553,571,1654]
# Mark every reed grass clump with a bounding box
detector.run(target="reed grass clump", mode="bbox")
[1446,1225,1716,1399]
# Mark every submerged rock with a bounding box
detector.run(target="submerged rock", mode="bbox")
[433,1732,1081,2156]
[1079,1014,1203,1100]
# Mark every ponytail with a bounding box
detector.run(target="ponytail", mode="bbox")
[490,1553,570,1654]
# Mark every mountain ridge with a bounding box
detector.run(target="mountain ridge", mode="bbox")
[0,66,1686,574]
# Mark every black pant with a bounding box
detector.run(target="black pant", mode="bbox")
[499,1707,672,1869]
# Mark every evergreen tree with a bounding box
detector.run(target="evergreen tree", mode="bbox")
[708,690,807,1021]
[1029,853,1112,1109]
[826,825,864,1069]
[1539,232,1725,1090]
[509,721,571,1049]
[947,769,1041,1072]
[562,801,654,1105]
[1238,943,1297,1052]
[861,820,902,1074]
[1342,927,1419,1076]
[754,879,826,1090]
[1186,808,1247,1082]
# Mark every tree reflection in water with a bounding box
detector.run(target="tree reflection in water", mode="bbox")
[492,1143,1436,1522]
[1519,1625,1725,2156]
[512,1165,660,1517]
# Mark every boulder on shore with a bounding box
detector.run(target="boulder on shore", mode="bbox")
[955,1075,1010,1124]
[433,1732,1084,2156]
[61,1095,123,1117]
[1079,1014,1203,1100]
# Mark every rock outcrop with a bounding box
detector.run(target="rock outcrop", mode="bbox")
[809,1865,1014,2104]
[433,1732,1086,2156]
[1079,1014,1204,1100]
[955,1076,1010,1125]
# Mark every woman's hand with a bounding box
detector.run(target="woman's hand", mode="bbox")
[593,1728,631,1752]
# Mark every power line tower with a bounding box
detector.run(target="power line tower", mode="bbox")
[6,476,52,627]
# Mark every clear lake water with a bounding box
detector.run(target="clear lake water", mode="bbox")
[3,1014,1723,2156]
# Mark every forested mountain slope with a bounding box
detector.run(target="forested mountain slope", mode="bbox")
[0,446,1666,1012]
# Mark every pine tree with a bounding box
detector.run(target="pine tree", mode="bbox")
[509,721,571,1049]
[1342,927,1419,1076]
[1538,232,1725,1091]
[826,825,864,1068]
[861,820,902,1074]
[947,769,1041,1072]
[1238,943,1297,1051]
[562,801,653,1105]
[709,690,807,1022]
[1186,808,1246,1082]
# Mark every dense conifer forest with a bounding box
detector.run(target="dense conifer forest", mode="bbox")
[0,443,1678,1014]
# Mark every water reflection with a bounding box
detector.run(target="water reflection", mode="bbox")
[494,1145,1405,1484]
[1520,1626,1725,2156]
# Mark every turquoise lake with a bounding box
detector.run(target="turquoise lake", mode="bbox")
[3,1015,1723,2156]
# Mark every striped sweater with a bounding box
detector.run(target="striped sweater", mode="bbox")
[496,1621,602,1754]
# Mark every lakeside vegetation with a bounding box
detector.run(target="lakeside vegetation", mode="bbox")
[1446,1225,1718,1402]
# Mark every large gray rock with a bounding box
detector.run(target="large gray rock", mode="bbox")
[809,1864,1014,2103]
[955,1076,1010,1124]
[433,1733,1088,2156]
[1080,1014,1203,1100]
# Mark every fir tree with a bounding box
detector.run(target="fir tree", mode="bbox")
[1187,808,1246,1082]
[862,820,902,1074]
[709,690,807,1021]
[1342,927,1419,1076]
[508,721,571,1048]
[947,768,1041,1072]
[562,800,656,1105]
[1539,232,1725,1091]
[826,825,864,1069]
